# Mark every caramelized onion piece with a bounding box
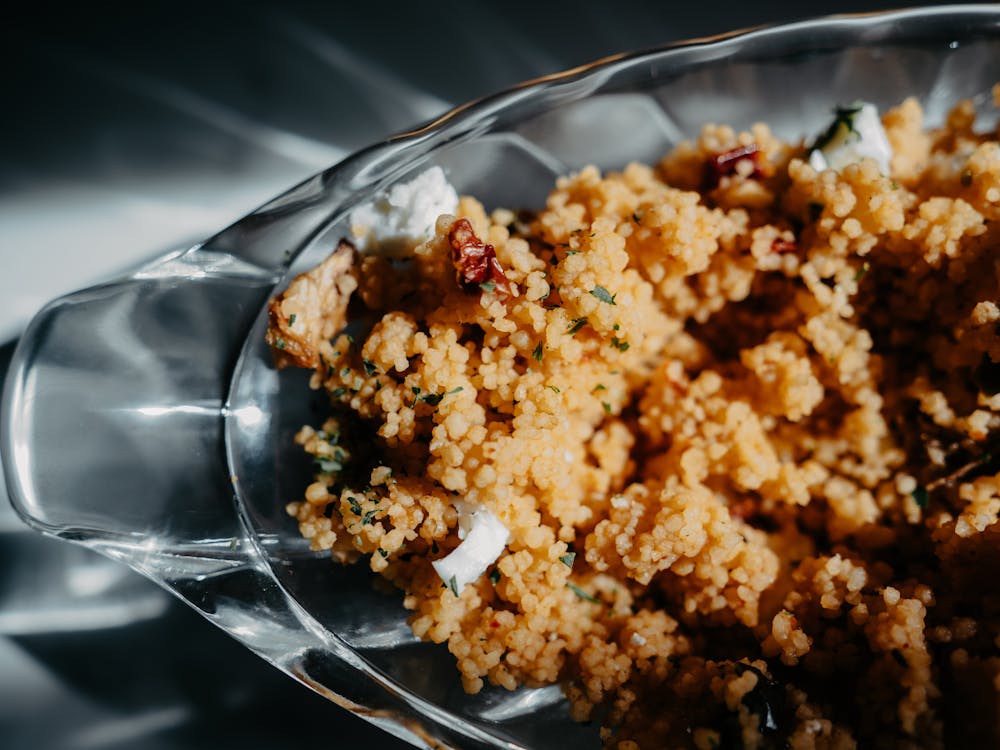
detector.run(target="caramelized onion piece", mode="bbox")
[266,241,358,369]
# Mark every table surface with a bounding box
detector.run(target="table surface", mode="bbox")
[0,1,969,747]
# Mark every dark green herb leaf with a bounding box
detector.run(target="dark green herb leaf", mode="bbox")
[377,548,388,558]
[362,359,378,376]
[566,582,601,604]
[362,509,377,525]
[592,384,607,392]
[602,402,612,415]
[348,496,362,516]
[480,280,496,292]
[331,387,347,398]
[274,337,287,350]
[314,457,343,473]
[532,342,544,363]
[559,552,576,568]
[610,337,630,352]
[854,262,870,283]
[448,575,460,597]
[590,286,616,305]
[567,317,588,335]
[489,569,501,585]
[288,314,297,326]
[547,385,561,394]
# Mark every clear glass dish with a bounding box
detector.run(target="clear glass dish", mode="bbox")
[4,6,1000,748]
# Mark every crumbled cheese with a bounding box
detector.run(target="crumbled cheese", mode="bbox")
[808,102,892,174]
[431,503,510,593]
[349,166,458,255]
[630,632,648,647]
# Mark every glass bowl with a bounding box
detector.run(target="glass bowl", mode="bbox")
[5,6,1000,749]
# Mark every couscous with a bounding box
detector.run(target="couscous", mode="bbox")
[269,92,1000,748]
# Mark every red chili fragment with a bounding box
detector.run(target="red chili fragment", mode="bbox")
[449,218,514,299]
[770,238,798,254]
[705,143,767,188]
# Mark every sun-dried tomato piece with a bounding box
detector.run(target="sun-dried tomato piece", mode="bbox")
[770,238,798,254]
[449,218,514,299]
[705,143,767,188]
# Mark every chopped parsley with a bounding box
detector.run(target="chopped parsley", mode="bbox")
[854,262,870,283]
[590,285,617,305]
[415,386,464,408]
[911,487,929,509]
[480,280,496,292]
[566,582,601,604]
[602,402,612,415]
[610,337,630,352]
[362,509,377,525]
[532,341,544,363]
[274,337,287,350]
[547,385,561,394]
[331,387,347,398]
[362,359,378,376]
[287,314,297,326]
[489,568,501,585]
[377,548,388,558]
[559,552,576,568]
[314,456,343,473]
[592,384,607,392]
[447,575,460,597]
[567,317,588,335]
[348,496,362,516]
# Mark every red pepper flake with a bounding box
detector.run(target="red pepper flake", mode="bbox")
[705,143,768,188]
[449,218,514,299]
[490,620,500,628]
[770,238,798,254]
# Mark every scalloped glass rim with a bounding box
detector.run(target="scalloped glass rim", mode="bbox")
[220,6,1000,749]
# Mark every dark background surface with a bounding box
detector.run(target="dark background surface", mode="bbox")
[0,2,975,748]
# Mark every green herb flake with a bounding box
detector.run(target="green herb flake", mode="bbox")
[287,314,297,326]
[274,337,287,350]
[590,285,617,305]
[330,387,347,398]
[854,262,870,283]
[532,341,544,363]
[480,280,496,292]
[362,359,378,376]
[912,487,929,509]
[448,575,460,597]
[547,385,561,394]
[559,552,576,568]
[632,212,642,225]
[489,568,501,585]
[567,317,588,335]
[592,384,607,392]
[341,367,351,377]
[420,392,445,407]
[602,402,612,415]
[348,496,362,516]
[566,582,601,604]
[362,509,377,525]
[610,337,630,352]
[565,250,579,256]
[314,457,343,473]
[377,548,388,558]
